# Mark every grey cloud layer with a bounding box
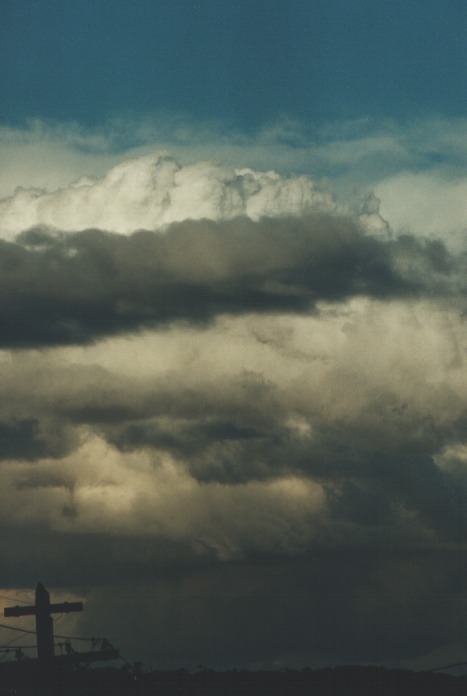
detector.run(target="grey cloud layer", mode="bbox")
[0,299,465,551]
[1,215,463,348]
[1,301,466,668]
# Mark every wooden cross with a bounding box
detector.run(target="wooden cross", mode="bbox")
[4,582,83,661]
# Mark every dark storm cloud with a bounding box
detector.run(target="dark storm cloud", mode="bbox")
[0,419,47,461]
[3,521,467,669]
[0,321,464,551]
[0,332,463,545]
[1,214,462,348]
[325,453,467,543]
[105,417,467,543]
[0,418,77,461]
[52,359,465,547]
[0,526,204,590]
[0,213,465,671]
[64,548,467,669]
[108,418,262,459]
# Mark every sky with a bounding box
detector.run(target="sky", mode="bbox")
[0,0,466,674]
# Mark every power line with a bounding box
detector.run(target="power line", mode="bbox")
[0,621,102,644]
[54,632,104,642]
[432,660,467,672]
[0,622,37,636]
[0,594,31,605]
[1,632,32,648]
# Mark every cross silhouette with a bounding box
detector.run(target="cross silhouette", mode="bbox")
[4,582,83,661]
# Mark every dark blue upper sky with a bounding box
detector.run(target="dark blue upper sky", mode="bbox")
[0,0,465,130]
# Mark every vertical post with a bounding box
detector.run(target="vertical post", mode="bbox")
[35,582,55,661]
[4,583,83,666]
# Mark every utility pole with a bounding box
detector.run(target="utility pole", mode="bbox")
[4,582,83,661]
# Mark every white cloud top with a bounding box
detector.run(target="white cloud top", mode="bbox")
[0,153,338,238]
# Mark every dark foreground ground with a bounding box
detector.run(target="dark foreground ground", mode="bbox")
[1,663,467,695]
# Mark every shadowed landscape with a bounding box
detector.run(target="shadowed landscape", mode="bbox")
[2,662,467,696]
[2,584,467,694]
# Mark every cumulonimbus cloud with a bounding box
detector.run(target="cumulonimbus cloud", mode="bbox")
[0,145,465,670]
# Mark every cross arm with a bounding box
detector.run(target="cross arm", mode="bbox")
[4,601,83,617]
[4,605,36,617]
[49,601,83,614]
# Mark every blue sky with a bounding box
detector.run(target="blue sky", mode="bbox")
[1,0,465,129]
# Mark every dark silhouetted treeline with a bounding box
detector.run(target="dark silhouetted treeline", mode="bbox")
[2,663,467,695]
